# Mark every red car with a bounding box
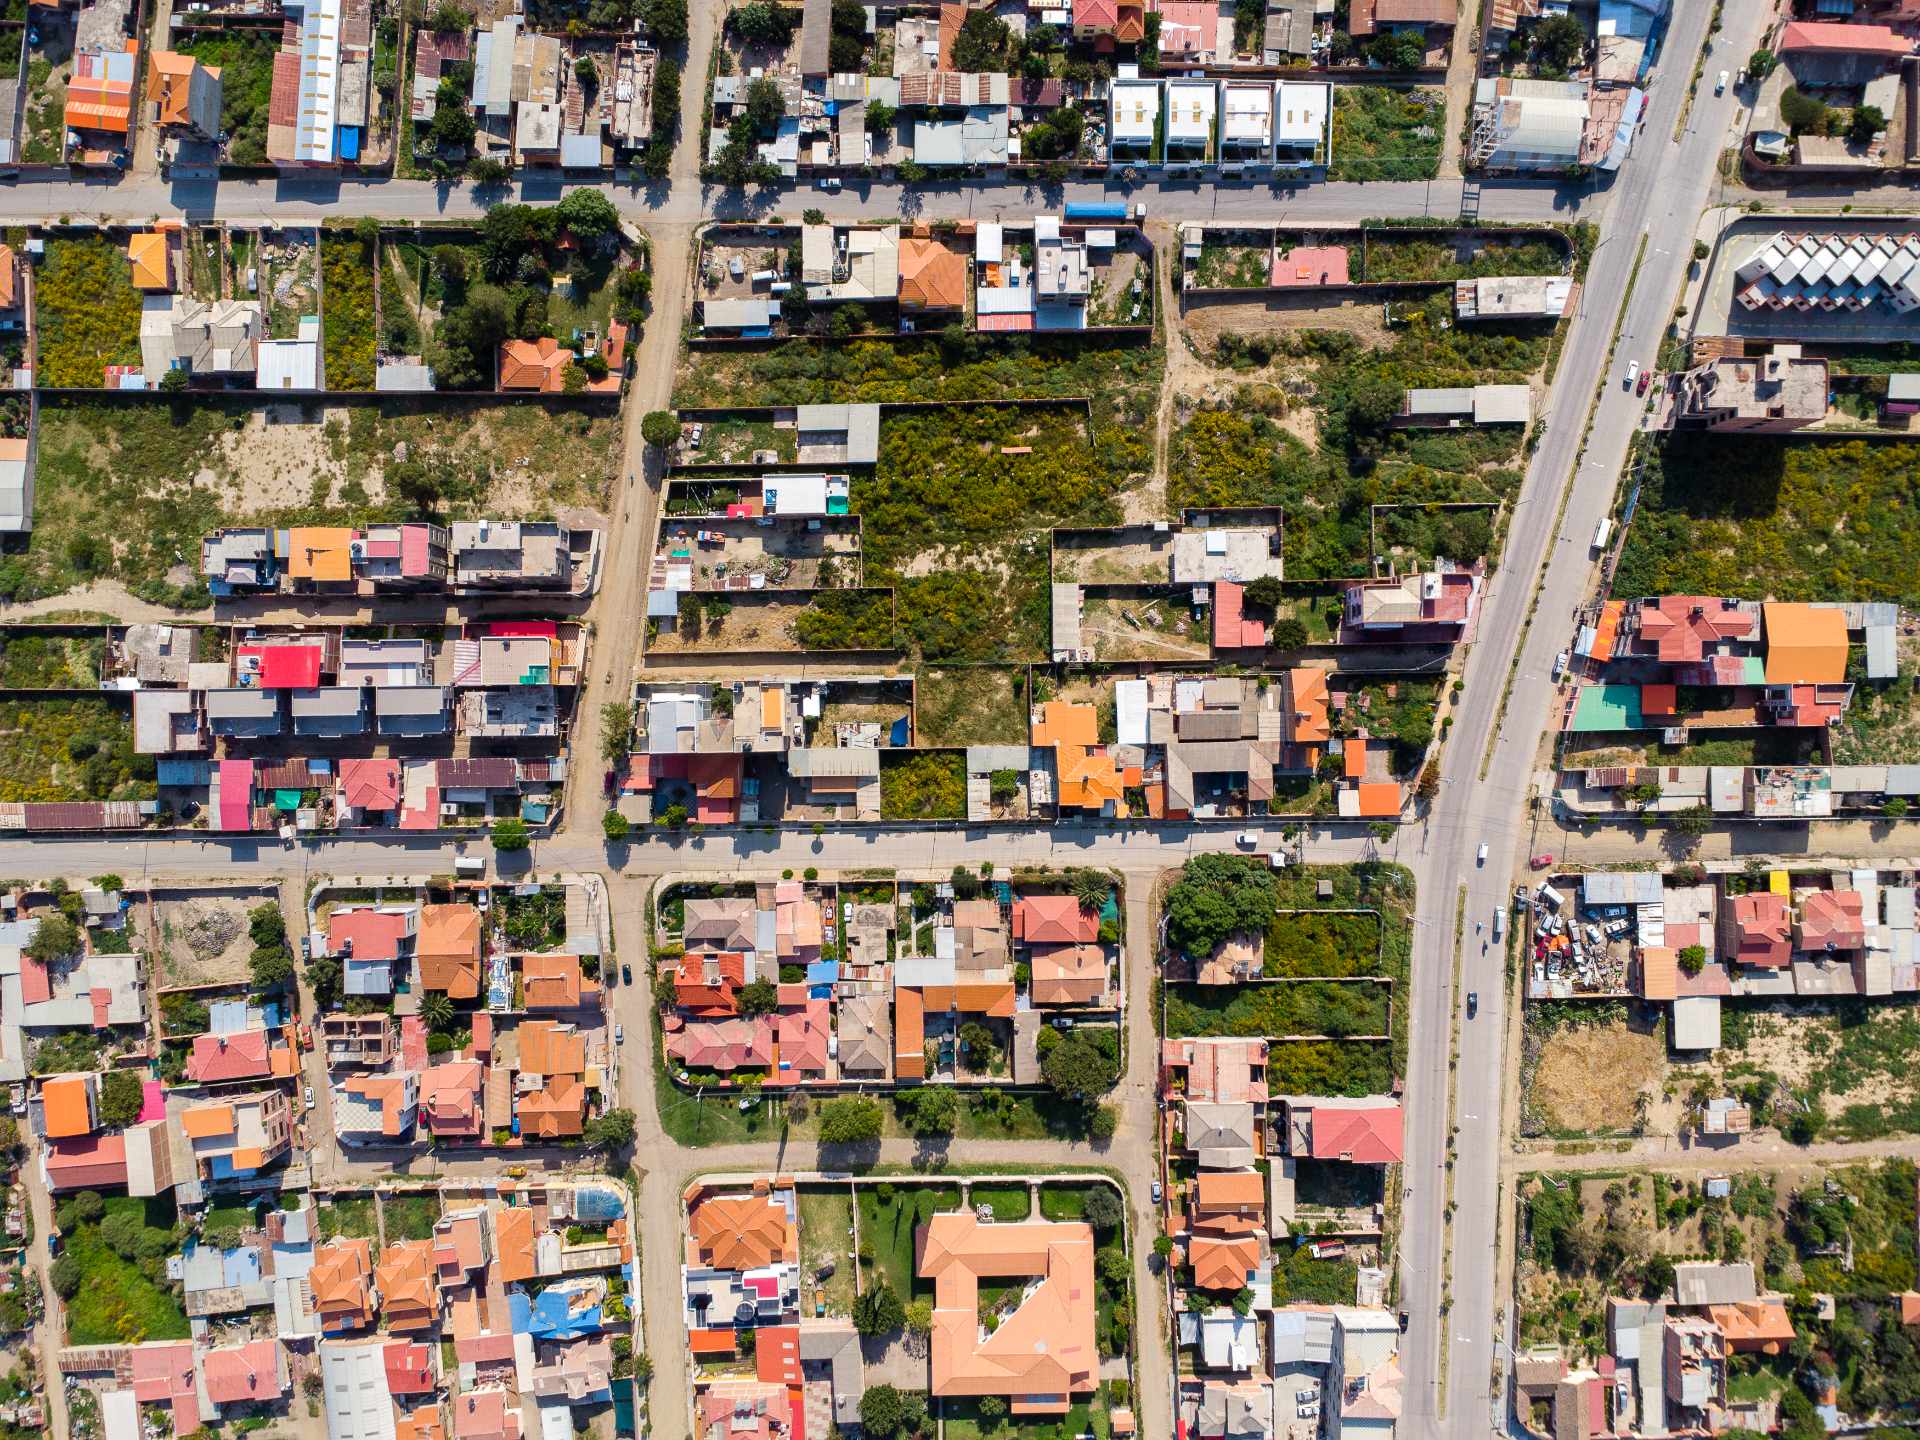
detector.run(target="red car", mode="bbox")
[1636,370,1652,396]
[1530,853,1555,869]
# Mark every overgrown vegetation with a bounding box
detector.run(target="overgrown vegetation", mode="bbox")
[879,751,964,820]
[321,234,378,391]
[1615,434,1920,604]
[51,1195,189,1345]
[1327,87,1442,181]
[35,238,143,387]
[175,32,277,165]
[792,590,895,649]
[0,700,154,803]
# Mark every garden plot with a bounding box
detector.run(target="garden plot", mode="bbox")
[20,7,73,165]
[260,230,320,340]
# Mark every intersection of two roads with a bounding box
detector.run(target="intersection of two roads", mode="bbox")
[0,2,1779,1435]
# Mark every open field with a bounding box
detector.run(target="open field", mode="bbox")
[1326,87,1442,182]
[914,667,1028,748]
[5,399,619,608]
[1615,434,1920,605]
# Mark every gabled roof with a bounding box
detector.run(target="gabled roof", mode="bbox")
[1724,891,1791,968]
[1763,603,1848,685]
[499,337,574,392]
[186,1029,282,1083]
[384,1341,437,1395]
[419,1061,484,1137]
[418,904,483,998]
[340,758,401,810]
[523,953,593,1010]
[1779,20,1911,55]
[518,1019,586,1076]
[517,1073,586,1138]
[492,1205,537,1284]
[1305,1100,1403,1163]
[898,236,968,309]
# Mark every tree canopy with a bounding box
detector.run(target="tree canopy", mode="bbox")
[1163,854,1277,959]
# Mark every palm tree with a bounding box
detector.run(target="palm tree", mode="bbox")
[421,992,455,1032]
[1072,868,1110,914]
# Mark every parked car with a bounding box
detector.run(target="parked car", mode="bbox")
[1715,70,1728,94]
[1552,649,1570,681]
[1636,369,1652,396]
[1237,831,1260,849]
[1623,359,1640,389]
[1476,842,1489,865]
[1530,853,1555,869]
[615,1023,624,1045]
[816,177,842,191]
[1150,1181,1163,1204]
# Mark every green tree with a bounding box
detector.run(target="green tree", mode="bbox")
[903,1299,932,1335]
[1886,797,1910,819]
[584,1108,637,1149]
[158,366,189,393]
[859,1382,905,1434]
[431,85,478,148]
[951,10,1012,71]
[308,954,343,1012]
[1163,854,1276,958]
[641,410,680,448]
[1072,868,1111,912]
[738,978,779,1016]
[1083,1185,1123,1232]
[896,1084,957,1136]
[1530,13,1588,72]
[1670,805,1714,838]
[1779,87,1828,137]
[250,944,294,991]
[1090,1104,1118,1141]
[1678,944,1707,977]
[1269,616,1310,651]
[49,1254,81,1300]
[1849,105,1886,145]
[1747,48,1776,79]
[603,810,631,842]
[818,1095,883,1144]
[730,1,795,43]
[422,992,456,1032]
[745,77,786,134]
[467,156,511,186]
[640,0,688,43]
[97,1069,143,1127]
[852,1283,906,1338]
[1042,1033,1118,1101]
[865,98,897,133]
[25,911,80,964]
[491,817,531,852]
[554,189,620,240]
[601,701,636,759]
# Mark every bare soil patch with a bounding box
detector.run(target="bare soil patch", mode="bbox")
[1531,1019,1665,1134]
[155,893,267,989]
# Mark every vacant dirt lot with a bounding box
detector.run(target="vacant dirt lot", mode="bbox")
[1530,1018,1665,1135]
[153,892,272,989]
[1183,292,1396,350]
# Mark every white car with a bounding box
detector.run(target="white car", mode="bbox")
[1553,649,1570,681]
[1476,842,1489,866]
[816,177,842,191]
[1237,831,1260,849]
[1623,360,1641,389]
[1715,70,1728,94]
[303,1083,314,1110]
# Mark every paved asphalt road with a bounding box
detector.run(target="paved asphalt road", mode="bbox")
[0,10,1794,1440]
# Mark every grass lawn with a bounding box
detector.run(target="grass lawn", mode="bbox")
[966,1184,1029,1221]
[1615,434,1920,605]
[1327,86,1442,181]
[915,667,1028,747]
[199,1201,258,1235]
[958,1089,1098,1142]
[858,1184,962,1298]
[35,236,143,387]
[322,234,377,390]
[64,1198,189,1345]
[383,1193,440,1241]
[0,699,155,804]
[175,31,276,165]
[1038,1183,1096,1221]
[653,1026,791,1146]
[943,1399,1109,1440]
[797,1188,858,1317]
[316,1197,378,1241]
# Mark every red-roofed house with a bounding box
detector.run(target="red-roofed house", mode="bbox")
[1631,596,1755,665]
[201,1339,288,1408]
[186,1029,294,1083]
[340,758,401,814]
[237,642,325,689]
[451,1389,523,1440]
[1779,20,1912,55]
[1211,580,1268,654]
[131,1342,201,1437]
[419,1061,485,1139]
[1294,1098,1404,1164]
[697,1383,792,1440]
[623,751,743,824]
[46,1133,128,1191]
[1721,891,1792,969]
[1797,889,1866,954]
[1013,894,1099,946]
[1189,1233,1261,1292]
[385,1342,438,1396]
[675,951,747,1016]
[664,1016,774,1072]
[754,1324,801,1385]
[1271,246,1350,288]
[327,905,417,963]
[773,998,832,1079]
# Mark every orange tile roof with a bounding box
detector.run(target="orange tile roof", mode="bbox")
[1763,602,1848,685]
[1638,945,1677,1001]
[517,1019,585,1076]
[499,337,575,393]
[181,1103,236,1139]
[517,1074,586,1138]
[377,1240,440,1332]
[419,1061,484,1137]
[147,50,216,128]
[1030,944,1106,1006]
[128,231,171,291]
[898,236,968,309]
[921,1213,1097,1409]
[418,904,482,998]
[309,1238,375,1329]
[1190,1233,1261,1291]
[1032,700,1099,749]
[523,954,590,1010]
[1708,1299,1796,1353]
[0,247,16,310]
[492,1206,537,1284]
[288,527,354,582]
[954,981,1017,1017]
[690,1190,796,1270]
[1343,737,1367,780]
[895,987,926,1079]
[1193,1171,1265,1212]
[1286,668,1330,746]
[1353,782,1401,818]
[40,1075,93,1138]
[397,1404,447,1440]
